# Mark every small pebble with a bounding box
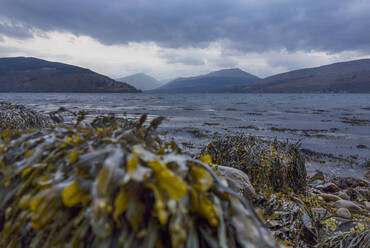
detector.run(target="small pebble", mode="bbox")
[309,179,324,188]
[364,170,370,180]
[310,170,325,182]
[320,193,341,202]
[311,208,327,215]
[337,191,350,200]
[336,208,351,219]
[333,200,363,214]
[318,182,340,193]
[364,201,370,211]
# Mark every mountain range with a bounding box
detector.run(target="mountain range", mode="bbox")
[0,57,369,93]
[0,57,140,93]
[149,59,370,93]
[150,68,260,93]
[241,59,370,93]
[116,73,162,91]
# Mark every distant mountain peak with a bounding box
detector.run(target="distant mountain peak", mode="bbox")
[150,68,260,93]
[213,68,243,72]
[116,73,162,91]
[206,68,256,78]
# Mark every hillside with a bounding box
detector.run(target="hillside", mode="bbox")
[0,57,140,92]
[242,59,370,93]
[150,68,260,93]
[116,73,162,91]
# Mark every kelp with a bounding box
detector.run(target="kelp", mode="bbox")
[0,102,50,129]
[201,135,370,248]
[201,135,307,195]
[316,230,370,248]
[0,114,277,247]
[256,190,338,248]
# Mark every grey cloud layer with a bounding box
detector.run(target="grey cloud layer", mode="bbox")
[0,21,33,39]
[1,0,370,53]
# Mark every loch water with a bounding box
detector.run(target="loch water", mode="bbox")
[1,93,369,178]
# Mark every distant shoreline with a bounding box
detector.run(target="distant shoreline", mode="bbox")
[0,90,141,93]
[0,91,369,94]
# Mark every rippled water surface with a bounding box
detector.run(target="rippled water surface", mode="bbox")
[1,93,369,177]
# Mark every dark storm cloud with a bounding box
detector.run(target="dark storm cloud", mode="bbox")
[1,0,370,53]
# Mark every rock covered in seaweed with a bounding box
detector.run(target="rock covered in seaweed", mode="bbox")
[0,101,50,129]
[0,114,278,248]
[202,136,370,247]
[201,135,307,195]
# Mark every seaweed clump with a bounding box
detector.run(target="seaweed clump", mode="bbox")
[201,135,370,247]
[200,136,317,246]
[0,114,277,247]
[202,135,307,195]
[0,102,50,130]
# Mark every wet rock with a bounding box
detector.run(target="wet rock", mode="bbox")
[311,207,327,215]
[320,193,341,202]
[333,200,363,214]
[345,187,370,201]
[332,218,359,233]
[309,170,325,182]
[364,170,370,180]
[310,188,322,195]
[356,144,368,149]
[364,201,370,211]
[317,182,340,193]
[336,208,352,219]
[333,176,369,189]
[337,191,350,200]
[216,165,257,199]
[309,179,325,188]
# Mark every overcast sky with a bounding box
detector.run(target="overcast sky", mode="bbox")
[1,0,370,80]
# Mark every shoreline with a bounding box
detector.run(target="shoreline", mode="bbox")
[0,102,369,247]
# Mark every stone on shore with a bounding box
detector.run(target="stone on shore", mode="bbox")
[320,193,341,202]
[336,208,352,219]
[333,200,363,214]
[316,182,340,193]
[338,191,350,200]
[215,165,257,199]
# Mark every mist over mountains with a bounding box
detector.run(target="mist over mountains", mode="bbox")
[116,73,162,91]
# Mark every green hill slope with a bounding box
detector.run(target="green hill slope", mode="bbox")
[0,57,140,92]
[243,59,370,93]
